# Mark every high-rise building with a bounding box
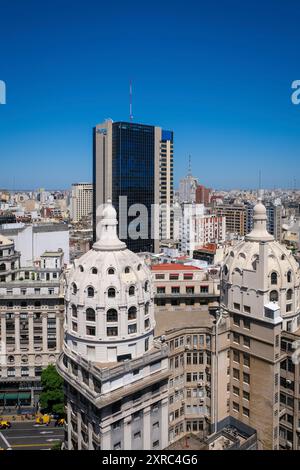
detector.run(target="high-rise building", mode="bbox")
[93,120,174,253]
[71,183,93,223]
[196,184,212,206]
[214,203,247,236]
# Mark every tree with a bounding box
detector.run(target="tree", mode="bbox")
[39,364,64,416]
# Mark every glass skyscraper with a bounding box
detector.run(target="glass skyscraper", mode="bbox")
[93,120,174,253]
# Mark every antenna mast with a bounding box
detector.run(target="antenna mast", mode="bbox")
[129,80,133,122]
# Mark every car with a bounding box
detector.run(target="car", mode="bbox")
[0,421,11,429]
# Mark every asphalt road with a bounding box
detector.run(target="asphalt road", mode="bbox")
[0,421,64,450]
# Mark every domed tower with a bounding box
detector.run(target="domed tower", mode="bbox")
[220,197,300,450]
[57,201,169,450]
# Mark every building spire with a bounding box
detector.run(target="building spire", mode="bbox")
[245,198,274,242]
[93,199,126,251]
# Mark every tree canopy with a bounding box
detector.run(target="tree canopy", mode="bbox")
[39,364,64,416]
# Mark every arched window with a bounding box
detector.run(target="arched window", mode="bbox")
[144,281,149,292]
[87,287,94,298]
[287,289,293,301]
[145,302,149,316]
[271,272,277,285]
[108,287,116,298]
[86,308,96,322]
[129,286,135,296]
[107,309,118,322]
[223,265,228,276]
[125,266,131,274]
[108,267,115,275]
[128,306,137,320]
[137,264,142,271]
[270,290,278,302]
[71,305,77,317]
[287,271,292,283]
[0,263,5,272]
[91,267,98,274]
[79,265,84,272]
[72,283,77,294]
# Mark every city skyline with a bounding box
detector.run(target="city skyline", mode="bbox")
[1,0,300,190]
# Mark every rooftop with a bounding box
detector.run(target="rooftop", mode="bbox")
[151,263,201,271]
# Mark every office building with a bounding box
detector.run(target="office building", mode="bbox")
[71,183,93,223]
[93,120,174,253]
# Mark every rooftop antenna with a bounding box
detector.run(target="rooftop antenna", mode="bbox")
[188,155,192,176]
[129,80,133,122]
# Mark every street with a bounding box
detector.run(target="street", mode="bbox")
[0,421,64,451]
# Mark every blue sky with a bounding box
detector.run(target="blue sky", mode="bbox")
[0,0,299,190]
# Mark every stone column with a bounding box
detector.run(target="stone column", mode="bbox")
[160,397,169,449]
[124,415,132,449]
[101,425,111,450]
[42,314,48,352]
[143,406,151,449]
[28,314,34,351]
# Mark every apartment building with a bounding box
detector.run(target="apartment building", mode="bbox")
[71,183,93,223]
[214,204,247,236]
[0,234,64,407]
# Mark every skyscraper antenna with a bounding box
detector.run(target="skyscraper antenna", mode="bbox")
[129,80,133,122]
[188,155,192,176]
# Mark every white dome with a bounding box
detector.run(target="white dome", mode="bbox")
[64,200,155,363]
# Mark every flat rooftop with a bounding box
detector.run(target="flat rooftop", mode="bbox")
[154,308,213,337]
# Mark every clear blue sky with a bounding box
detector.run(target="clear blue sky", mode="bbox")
[0,0,300,190]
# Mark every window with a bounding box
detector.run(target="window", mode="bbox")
[108,287,116,298]
[243,407,250,417]
[72,283,77,294]
[71,305,77,318]
[233,314,240,326]
[157,287,165,294]
[243,390,250,401]
[200,285,209,293]
[113,442,121,450]
[244,305,251,314]
[172,286,180,294]
[233,332,240,344]
[107,309,118,322]
[169,274,179,280]
[234,303,240,310]
[243,336,250,348]
[243,353,250,367]
[243,372,250,384]
[72,322,78,332]
[144,281,149,292]
[286,289,293,301]
[233,386,239,396]
[128,306,137,320]
[186,286,194,294]
[145,338,149,351]
[145,302,149,315]
[91,267,98,274]
[86,326,96,336]
[270,290,278,302]
[107,327,118,337]
[271,272,277,285]
[287,271,292,283]
[233,369,240,380]
[134,431,141,439]
[145,318,150,329]
[155,274,165,280]
[86,308,95,322]
[125,267,131,274]
[79,265,84,272]
[286,304,292,313]
[108,267,115,275]
[129,286,135,296]
[128,324,137,334]
[243,318,250,330]
[87,287,94,298]
[233,402,240,412]
[233,350,240,363]
[183,273,193,280]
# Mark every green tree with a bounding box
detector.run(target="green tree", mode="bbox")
[39,364,64,415]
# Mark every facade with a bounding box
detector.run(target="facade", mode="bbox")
[220,198,300,449]
[0,222,70,265]
[179,203,226,256]
[214,204,247,237]
[196,184,212,206]
[0,235,64,408]
[58,200,170,450]
[71,183,93,223]
[93,120,174,253]
[178,174,198,204]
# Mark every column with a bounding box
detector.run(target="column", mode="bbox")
[143,406,151,449]
[101,425,111,450]
[42,314,48,352]
[28,314,34,351]
[15,315,20,352]
[160,397,169,449]
[124,415,132,450]
[56,315,61,351]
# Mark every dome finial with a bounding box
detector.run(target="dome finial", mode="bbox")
[245,197,274,242]
[93,200,126,251]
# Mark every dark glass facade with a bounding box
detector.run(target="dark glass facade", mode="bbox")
[112,122,155,252]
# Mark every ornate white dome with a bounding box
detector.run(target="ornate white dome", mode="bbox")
[221,199,300,330]
[64,200,155,363]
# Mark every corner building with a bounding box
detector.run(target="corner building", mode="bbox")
[57,201,169,450]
